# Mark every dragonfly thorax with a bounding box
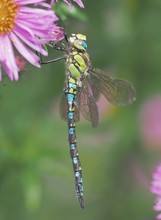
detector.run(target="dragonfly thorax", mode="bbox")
[66,34,91,80]
[67,49,90,80]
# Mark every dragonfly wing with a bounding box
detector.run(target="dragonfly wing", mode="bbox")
[59,94,80,122]
[76,84,99,127]
[89,68,136,106]
[87,79,100,101]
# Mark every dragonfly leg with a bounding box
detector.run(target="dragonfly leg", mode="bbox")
[39,56,66,65]
[36,51,66,65]
[54,44,66,51]
[49,32,68,51]
[49,41,66,51]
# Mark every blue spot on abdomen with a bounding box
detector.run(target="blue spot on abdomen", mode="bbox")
[67,94,74,104]
[73,157,78,164]
[68,112,74,119]
[70,143,75,149]
[69,127,75,135]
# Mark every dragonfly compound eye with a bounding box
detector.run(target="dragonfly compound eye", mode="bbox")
[73,39,87,51]
[69,34,87,51]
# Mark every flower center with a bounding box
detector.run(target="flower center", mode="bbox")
[0,0,18,35]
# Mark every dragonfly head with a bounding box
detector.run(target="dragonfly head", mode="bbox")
[68,34,87,51]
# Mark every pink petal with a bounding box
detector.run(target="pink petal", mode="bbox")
[13,28,47,56]
[0,65,2,81]
[157,213,161,220]
[9,32,40,68]
[73,0,84,8]
[15,0,47,5]
[4,35,19,80]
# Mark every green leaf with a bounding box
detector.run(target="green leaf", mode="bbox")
[53,3,87,22]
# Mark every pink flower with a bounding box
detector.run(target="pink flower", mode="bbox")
[0,0,63,81]
[15,56,26,72]
[50,0,84,8]
[151,164,161,219]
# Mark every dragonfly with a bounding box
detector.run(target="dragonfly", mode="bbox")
[39,33,136,209]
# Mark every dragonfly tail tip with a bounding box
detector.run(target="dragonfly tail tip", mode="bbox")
[78,196,84,209]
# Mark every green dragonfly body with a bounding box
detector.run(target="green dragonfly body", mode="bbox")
[41,33,136,209]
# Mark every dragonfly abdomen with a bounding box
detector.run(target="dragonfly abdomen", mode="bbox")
[66,77,84,209]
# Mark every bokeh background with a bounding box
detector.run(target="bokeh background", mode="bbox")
[0,0,161,219]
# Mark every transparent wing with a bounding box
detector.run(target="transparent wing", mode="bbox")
[76,83,99,127]
[87,79,100,101]
[59,94,80,122]
[89,68,136,106]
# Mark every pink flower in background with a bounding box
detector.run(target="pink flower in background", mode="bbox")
[139,95,161,149]
[50,0,84,8]
[0,0,63,81]
[15,56,26,72]
[151,164,161,220]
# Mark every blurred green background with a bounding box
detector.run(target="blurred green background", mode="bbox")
[1,0,161,219]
